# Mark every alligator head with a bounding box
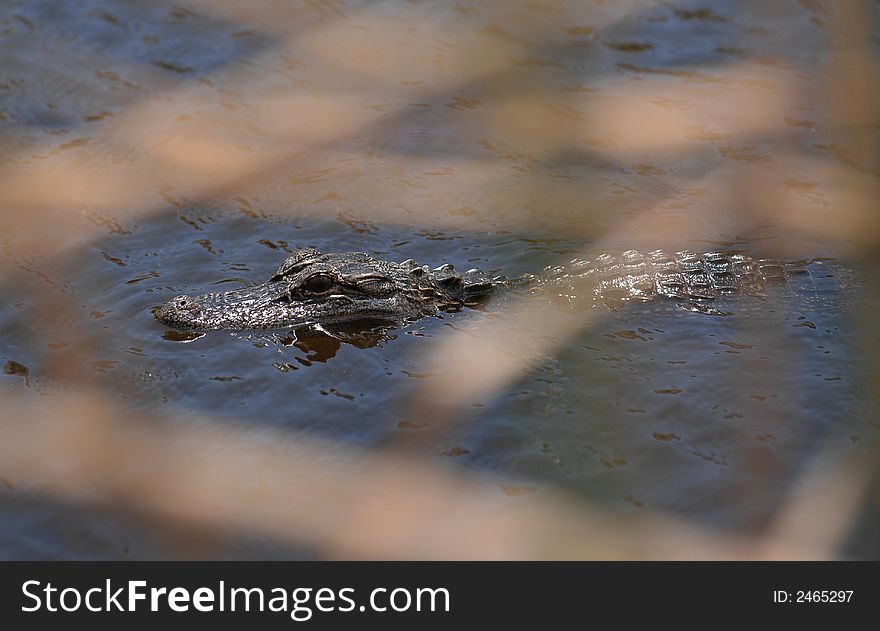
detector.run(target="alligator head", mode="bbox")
[155,248,494,331]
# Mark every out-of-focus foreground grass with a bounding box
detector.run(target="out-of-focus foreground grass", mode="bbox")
[0,0,877,558]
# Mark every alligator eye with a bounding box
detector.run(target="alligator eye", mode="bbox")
[302,274,334,294]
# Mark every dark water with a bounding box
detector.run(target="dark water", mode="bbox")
[1,208,870,557]
[0,0,877,558]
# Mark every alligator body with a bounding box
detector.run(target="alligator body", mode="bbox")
[155,248,800,331]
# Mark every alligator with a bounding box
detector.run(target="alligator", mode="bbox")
[154,247,805,331]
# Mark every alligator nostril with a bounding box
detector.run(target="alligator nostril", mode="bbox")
[173,295,200,311]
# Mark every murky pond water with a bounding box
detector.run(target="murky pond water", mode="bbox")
[0,0,877,558]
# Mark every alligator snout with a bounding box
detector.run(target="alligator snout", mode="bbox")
[155,294,202,326]
[172,295,201,311]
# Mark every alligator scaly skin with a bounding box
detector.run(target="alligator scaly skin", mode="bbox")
[154,248,801,330]
[533,249,795,302]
